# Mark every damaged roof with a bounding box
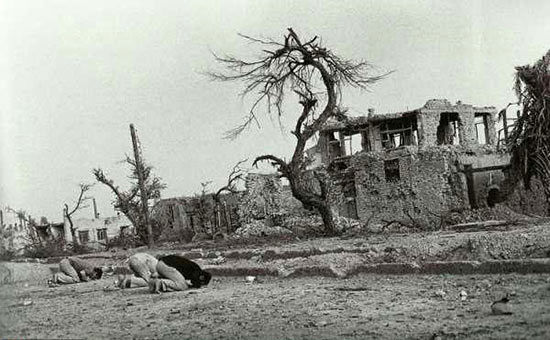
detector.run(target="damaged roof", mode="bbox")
[321,109,420,131]
[320,99,496,131]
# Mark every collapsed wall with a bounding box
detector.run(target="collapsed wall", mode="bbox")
[327,145,548,227]
[238,173,304,224]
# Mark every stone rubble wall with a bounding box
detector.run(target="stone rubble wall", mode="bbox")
[349,146,462,227]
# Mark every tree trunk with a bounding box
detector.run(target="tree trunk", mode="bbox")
[64,210,79,246]
[130,124,154,248]
[542,175,550,215]
[316,202,337,235]
[288,173,338,235]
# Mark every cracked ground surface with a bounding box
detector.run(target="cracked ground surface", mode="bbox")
[1,273,549,339]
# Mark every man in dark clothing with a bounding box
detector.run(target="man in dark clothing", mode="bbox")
[149,254,211,293]
[51,257,103,285]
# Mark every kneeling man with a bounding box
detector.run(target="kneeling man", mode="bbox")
[51,257,103,285]
[117,252,159,289]
[149,254,211,293]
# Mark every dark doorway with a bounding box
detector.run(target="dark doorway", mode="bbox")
[487,187,500,207]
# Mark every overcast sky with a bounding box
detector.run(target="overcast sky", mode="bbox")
[1,0,549,222]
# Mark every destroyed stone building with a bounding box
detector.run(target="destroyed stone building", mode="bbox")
[152,173,306,240]
[152,192,241,241]
[307,99,548,226]
[238,173,302,223]
[141,98,549,241]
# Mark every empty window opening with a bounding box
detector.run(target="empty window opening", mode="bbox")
[188,214,195,231]
[331,158,349,171]
[168,204,175,222]
[97,228,107,241]
[380,116,418,150]
[120,225,130,235]
[342,181,358,219]
[343,131,363,156]
[327,128,370,159]
[78,230,90,244]
[384,159,401,182]
[437,112,461,145]
[361,130,372,152]
[327,131,343,160]
[475,113,490,145]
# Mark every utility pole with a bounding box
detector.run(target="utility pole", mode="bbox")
[130,124,154,248]
[92,198,99,219]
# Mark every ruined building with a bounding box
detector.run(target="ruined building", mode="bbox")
[309,99,547,226]
[152,191,241,241]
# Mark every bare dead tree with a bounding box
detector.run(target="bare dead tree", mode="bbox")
[63,183,93,245]
[210,159,247,234]
[5,207,41,247]
[210,28,388,234]
[213,159,247,203]
[193,181,213,237]
[93,156,166,247]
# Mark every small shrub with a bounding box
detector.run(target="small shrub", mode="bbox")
[0,249,16,261]
[23,238,70,258]
[107,233,144,249]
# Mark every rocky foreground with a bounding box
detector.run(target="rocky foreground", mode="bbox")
[1,219,550,339]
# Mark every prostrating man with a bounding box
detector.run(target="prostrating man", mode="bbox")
[51,256,103,285]
[149,254,212,293]
[117,252,158,289]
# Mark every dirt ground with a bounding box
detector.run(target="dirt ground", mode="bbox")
[1,273,549,339]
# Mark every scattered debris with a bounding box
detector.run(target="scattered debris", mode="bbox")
[491,295,512,315]
[103,285,120,292]
[430,333,443,340]
[434,289,446,299]
[233,220,292,239]
[208,256,226,265]
[334,287,370,292]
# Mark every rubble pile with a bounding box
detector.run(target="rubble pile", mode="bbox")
[233,220,292,239]
[444,205,529,226]
[279,214,323,233]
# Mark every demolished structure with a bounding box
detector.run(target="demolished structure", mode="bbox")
[61,213,132,249]
[100,99,549,243]
[153,99,548,239]
[308,99,548,226]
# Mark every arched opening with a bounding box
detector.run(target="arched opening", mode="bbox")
[487,187,500,207]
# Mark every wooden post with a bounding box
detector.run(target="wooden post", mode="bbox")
[339,131,346,156]
[224,201,231,233]
[130,124,154,248]
[502,109,509,142]
[92,198,99,219]
[464,164,478,209]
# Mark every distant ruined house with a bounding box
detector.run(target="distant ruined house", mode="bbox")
[152,192,241,241]
[0,206,64,255]
[62,213,133,249]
